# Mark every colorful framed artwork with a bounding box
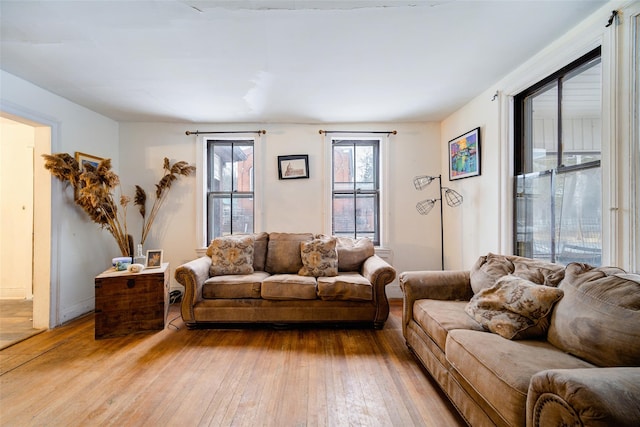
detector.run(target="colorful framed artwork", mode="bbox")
[145,249,163,268]
[448,127,481,180]
[278,155,309,179]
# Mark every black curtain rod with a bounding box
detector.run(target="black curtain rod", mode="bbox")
[185,130,266,136]
[319,130,397,135]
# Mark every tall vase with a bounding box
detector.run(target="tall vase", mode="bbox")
[134,243,146,265]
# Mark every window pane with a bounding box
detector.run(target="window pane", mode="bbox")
[561,58,602,167]
[208,142,252,192]
[515,172,554,262]
[208,194,230,240]
[234,144,253,192]
[555,168,601,265]
[231,195,254,235]
[333,194,354,234]
[355,144,376,191]
[333,145,354,190]
[527,83,558,173]
[355,194,377,234]
[207,194,254,240]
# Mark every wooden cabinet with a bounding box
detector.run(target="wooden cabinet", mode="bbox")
[94,263,169,339]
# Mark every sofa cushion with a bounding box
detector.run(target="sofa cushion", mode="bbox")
[470,253,565,294]
[261,274,318,300]
[511,257,565,286]
[202,272,269,299]
[336,237,375,272]
[465,275,564,339]
[470,253,515,293]
[412,300,484,352]
[251,232,269,271]
[548,263,640,367]
[206,235,255,276]
[317,273,372,301]
[265,232,314,274]
[298,236,339,277]
[446,329,595,427]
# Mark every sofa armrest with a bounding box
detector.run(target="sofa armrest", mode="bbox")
[361,254,397,327]
[399,270,472,333]
[174,256,211,324]
[527,368,640,427]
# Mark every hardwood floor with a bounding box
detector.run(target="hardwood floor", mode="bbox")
[0,300,465,426]
[0,299,44,350]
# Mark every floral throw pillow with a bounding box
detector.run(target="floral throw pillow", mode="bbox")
[465,275,564,339]
[298,237,338,277]
[207,235,255,276]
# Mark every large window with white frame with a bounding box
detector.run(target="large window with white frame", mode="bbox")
[331,138,380,245]
[514,47,602,265]
[206,138,254,241]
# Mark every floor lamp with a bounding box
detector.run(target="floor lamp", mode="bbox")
[413,175,463,270]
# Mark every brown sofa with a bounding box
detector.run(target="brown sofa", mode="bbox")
[400,253,640,427]
[175,232,396,329]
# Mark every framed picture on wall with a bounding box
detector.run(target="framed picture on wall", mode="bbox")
[278,155,309,179]
[448,127,481,180]
[75,151,103,169]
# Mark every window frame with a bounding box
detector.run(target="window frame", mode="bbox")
[196,133,261,249]
[205,138,255,242]
[513,46,602,263]
[330,137,381,246]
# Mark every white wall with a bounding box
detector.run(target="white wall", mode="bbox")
[440,89,502,270]
[118,122,442,297]
[1,70,119,325]
[441,1,639,271]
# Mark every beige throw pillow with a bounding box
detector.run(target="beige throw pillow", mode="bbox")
[336,236,375,271]
[298,237,339,277]
[469,253,515,294]
[207,235,255,276]
[465,275,564,340]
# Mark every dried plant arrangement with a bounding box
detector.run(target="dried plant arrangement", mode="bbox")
[43,153,195,257]
[134,158,196,245]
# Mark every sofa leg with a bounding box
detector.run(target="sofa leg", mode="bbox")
[373,321,385,330]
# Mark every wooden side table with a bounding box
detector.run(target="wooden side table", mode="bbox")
[94,262,169,339]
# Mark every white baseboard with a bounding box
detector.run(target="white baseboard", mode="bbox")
[59,297,94,324]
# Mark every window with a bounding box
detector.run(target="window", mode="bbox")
[206,139,254,241]
[514,47,602,265]
[331,138,380,245]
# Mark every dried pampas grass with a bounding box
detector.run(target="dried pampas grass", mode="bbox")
[134,157,196,245]
[43,153,195,256]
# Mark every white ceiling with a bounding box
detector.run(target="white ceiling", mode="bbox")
[0,0,606,124]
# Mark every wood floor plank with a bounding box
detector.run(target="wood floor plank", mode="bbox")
[0,301,465,426]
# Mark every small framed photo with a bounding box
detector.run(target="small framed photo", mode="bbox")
[75,151,103,170]
[278,155,309,179]
[449,127,481,181]
[145,249,163,268]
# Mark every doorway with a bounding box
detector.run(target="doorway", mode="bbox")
[0,114,51,348]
